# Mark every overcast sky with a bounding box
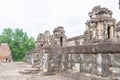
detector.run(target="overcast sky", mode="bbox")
[0,0,120,39]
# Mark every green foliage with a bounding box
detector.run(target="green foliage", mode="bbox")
[0,28,35,61]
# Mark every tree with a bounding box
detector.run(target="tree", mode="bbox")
[0,28,35,61]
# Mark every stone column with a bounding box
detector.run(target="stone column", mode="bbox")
[105,21,108,40]
[110,26,114,39]
[42,53,48,72]
[91,54,97,75]
[101,54,111,77]
[96,53,102,76]
[80,54,93,73]
[111,54,120,79]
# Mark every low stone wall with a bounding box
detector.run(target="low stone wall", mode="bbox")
[25,50,120,80]
[66,53,120,79]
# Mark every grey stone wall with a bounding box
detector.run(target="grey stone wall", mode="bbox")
[45,53,120,79]
[65,53,120,79]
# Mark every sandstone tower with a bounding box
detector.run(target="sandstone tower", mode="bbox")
[53,26,66,47]
[85,6,116,42]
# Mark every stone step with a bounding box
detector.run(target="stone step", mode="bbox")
[35,65,40,68]
[26,64,33,68]
[19,70,31,74]
[34,62,40,65]
[19,69,39,74]
[31,70,39,74]
[24,67,39,71]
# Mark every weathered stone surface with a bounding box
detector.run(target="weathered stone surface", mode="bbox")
[24,6,120,79]
[80,54,93,73]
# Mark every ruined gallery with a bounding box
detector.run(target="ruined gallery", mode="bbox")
[20,6,120,79]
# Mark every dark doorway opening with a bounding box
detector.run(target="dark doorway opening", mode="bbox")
[41,44,43,47]
[6,58,8,62]
[108,27,110,39]
[60,37,63,46]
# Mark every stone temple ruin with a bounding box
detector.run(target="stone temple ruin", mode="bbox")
[20,6,120,79]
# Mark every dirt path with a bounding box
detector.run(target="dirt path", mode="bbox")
[0,62,108,80]
[0,62,74,80]
[0,62,27,80]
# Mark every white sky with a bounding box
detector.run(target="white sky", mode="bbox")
[0,0,120,39]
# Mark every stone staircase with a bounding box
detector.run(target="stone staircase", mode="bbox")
[19,59,41,74]
[19,66,40,74]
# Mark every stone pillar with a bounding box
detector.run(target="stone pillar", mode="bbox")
[96,53,102,75]
[111,54,120,79]
[104,21,108,40]
[70,54,81,72]
[80,54,93,73]
[95,53,111,77]
[57,52,68,71]
[110,26,114,39]
[91,54,97,75]
[47,53,63,74]
[101,54,111,77]
[97,22,104,40]
[42,53,48,72]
